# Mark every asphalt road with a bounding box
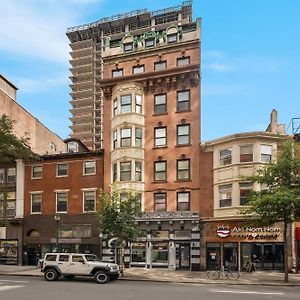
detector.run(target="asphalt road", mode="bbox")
[0,275,299,300]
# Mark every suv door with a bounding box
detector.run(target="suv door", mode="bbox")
[69,254,90,275]
[57,254,70,273]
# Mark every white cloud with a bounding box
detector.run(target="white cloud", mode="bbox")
[0,0,104,64]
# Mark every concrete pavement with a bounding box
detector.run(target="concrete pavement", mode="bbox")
[0,265,299,286]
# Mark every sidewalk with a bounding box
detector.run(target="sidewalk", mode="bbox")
[0,265,299,286]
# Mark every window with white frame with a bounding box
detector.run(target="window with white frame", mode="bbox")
[177,56,190,66]
[177,159,190,180]
[240,145,253,162]
[167,33,177,43]
[261,144,272,163]
[239,183,253,205]
[177,90,190,112]
[123,42,133,52]
[7,168,16,183]
[145,38,155,48]
[83,190,96,212]
[135,128,142,147]
[6,191,16,217]
[154,161,167,181]
[120,161,131,181]
[154,61,167,71]
[121,128,132,147]
[135,161,142,181]
[177,192,190,211]
[113,98,118,116]
[112,68,123,78]
[32,165,42,179]
[219,148,232,166]
[154,193,167,212]
[56,192,68,212]
[133,65,144,74]
[154,94,167,114]
[83,160,96,175]
[113,163,118,182]
[219,184,232,207]
[154,127,167,147]
[177,124,190,145]
[121,95,132,113]
[31,193,42,213]
[113,130,118,149]
[57,163,68,177]
[135,95,142,114]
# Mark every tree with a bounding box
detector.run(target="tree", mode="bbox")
[242,140,300,281]
[94,189,141,275]
[0,114,39,163]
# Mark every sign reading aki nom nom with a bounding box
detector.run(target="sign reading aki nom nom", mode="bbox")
[216,225,281,239]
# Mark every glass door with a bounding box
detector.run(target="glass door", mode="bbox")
[223,243,238,271]
[176,243,190,269]
[263,244,274,270]
[206,242,221,270]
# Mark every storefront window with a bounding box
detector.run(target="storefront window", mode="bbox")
[223,243,238,270]
[0,240,18,265]
[131,243,146,263]
[152,242,168,264]
[206,242,221,270]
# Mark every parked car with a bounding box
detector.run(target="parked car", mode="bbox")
[41,253,119,284]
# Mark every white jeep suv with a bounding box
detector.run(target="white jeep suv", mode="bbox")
[41,253,119,284]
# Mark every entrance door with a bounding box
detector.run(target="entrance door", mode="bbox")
[206,242,221,270]
[223,243,238,271]
[27,246,41,266]
[263,244,274,270]
[176,243,190,269]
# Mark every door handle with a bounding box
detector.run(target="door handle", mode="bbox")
[70,263,75,265]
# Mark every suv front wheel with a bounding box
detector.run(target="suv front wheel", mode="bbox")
[94,271,109,284]
[44,268,59,281]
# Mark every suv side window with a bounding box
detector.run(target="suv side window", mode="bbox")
[59,254,69,262]
[45,254,57,261]
[72,255,85,263]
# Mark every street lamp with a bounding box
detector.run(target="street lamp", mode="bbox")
[54,213,61,252]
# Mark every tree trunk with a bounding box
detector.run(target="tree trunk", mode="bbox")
[283,221,289,282]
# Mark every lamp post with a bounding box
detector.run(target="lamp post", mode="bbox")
[54,213,61,252]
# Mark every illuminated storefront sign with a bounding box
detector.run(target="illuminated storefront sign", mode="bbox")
[216,225,281,239]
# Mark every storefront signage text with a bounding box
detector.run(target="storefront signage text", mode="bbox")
[216,225,281,239]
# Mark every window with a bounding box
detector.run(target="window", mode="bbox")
[154,61,167,71]
[31,193,42,213]
[135,161,142,181]
[177,57,190,66]
[219,184,232,207]
[154,127,167,147]
[154,193,167,212]
[59,255,69,262]
[261,145,272,163]
[83,190,96,212]
[121,128,132,147]
[177,159,190,180]
[120,162,131,181]
[6,191,16,217]
[113,163,117,182]
[135,128,142,147]
[154,161,167,181]
[57,163,68,177]
[177,90,190,111]
[72,255,84,263]
[177,192,190,211]
[112,68,123,78]
[239,183,253,205]
[123,42,133,52]
[0,192,3,217]
[0,169,4,184]
[7,168,16,183]
[113,130,118,149]
[133,65,145,74]
[177,124,190,145]
[240,145,253,162]
[145,38,155,48]
[167,33,177,43]
[121,95,132,113]
[113,98,118,116]
[154,94,167,114]
[56,192,68,212]
[67,141,78,153]
[220,148,232,166]
[83,160,96,175]
[135,95,142,113]
[31,166,42,178]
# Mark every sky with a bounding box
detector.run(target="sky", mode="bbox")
[0,0,299,141]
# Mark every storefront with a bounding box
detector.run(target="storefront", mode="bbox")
[202,220,285,271]
[0,240,18,265]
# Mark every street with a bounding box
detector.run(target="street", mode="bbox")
[0,275,299,300]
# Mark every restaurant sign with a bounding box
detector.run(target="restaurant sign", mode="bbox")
[216,225,281,239]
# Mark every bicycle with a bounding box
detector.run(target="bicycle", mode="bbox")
[207,265,240,280]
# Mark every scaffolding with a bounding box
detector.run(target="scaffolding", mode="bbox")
[287,118,300,135]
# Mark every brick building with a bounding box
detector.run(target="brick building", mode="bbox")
[22,139,104,265]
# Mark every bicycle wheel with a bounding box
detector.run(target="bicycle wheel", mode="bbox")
[207,270,220,280]
[226,270,240,280]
